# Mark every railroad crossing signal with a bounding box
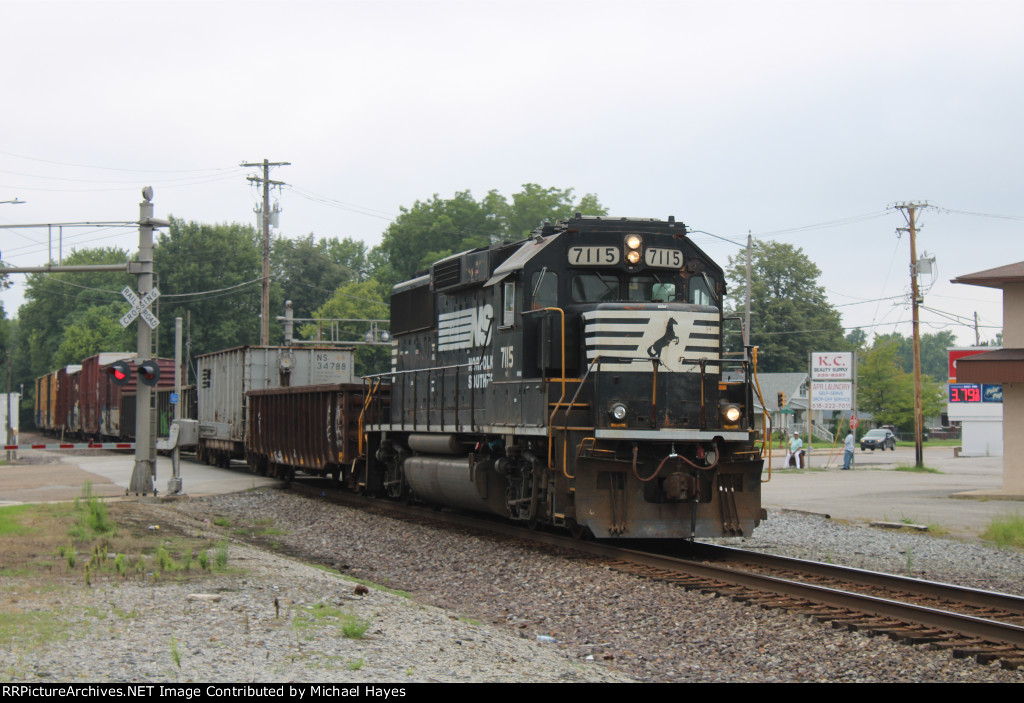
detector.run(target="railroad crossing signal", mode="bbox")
[137,359,161,386]
[120,285,160,329]
[107,360,132,386]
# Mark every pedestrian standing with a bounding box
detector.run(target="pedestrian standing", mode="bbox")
[843,430,855,470]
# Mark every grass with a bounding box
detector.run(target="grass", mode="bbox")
[982,513,1024,549]
[0,505,34,537]
[893,464,941,473]
[0,483,244,665]
[896,438,961,447]
[308,564,411,599]
[296,603,371,639]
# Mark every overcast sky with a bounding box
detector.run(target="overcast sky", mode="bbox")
[1,0,1019,349]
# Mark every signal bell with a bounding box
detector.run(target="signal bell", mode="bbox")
[138,359,161,386]
[107,360,132,386]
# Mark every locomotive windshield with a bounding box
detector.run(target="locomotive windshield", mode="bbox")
[568,272,714,305]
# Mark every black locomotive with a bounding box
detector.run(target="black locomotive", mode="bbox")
[342,214,767,539]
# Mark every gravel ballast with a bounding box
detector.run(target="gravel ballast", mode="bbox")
[8,487,1024,683]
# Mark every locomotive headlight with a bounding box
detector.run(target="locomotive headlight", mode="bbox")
[624,234,642,264]
[720,403,741,425]
[610,402,628,421]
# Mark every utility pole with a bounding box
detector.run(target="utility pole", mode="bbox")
[241,159,290,346]
[744,232,752,346]
[895,202,929,468]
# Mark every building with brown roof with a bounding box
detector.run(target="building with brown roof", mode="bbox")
[952,262,1024,494]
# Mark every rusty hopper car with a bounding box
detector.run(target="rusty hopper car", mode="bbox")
[244,215,767,540]
[197,346,355,466]
[245,384,389,481]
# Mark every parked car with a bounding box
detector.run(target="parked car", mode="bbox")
[861,428,896,451]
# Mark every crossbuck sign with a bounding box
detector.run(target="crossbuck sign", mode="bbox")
[120,285,160,329]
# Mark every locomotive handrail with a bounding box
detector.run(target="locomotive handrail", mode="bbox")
[550,353,606,477]
[358,377,385,457]
[364,362,484,432]
[749,345,773,481]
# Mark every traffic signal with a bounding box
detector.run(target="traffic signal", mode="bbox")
[107,360,132,386]
[137,359,161,386]
[777,391,786,408]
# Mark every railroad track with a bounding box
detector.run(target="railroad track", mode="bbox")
[287,477,1024,671]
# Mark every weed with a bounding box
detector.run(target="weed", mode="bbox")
[982,513,1024,549]
[296,603,370,639]
[170,637,182,669]
[214,542,228,570]
[66,548,77,570]
[213,517,231,527]
[904,548,914,573]
[346,657,365,671]
[340,613,370,639]
[198,550,210,571]
[157,546,175,572]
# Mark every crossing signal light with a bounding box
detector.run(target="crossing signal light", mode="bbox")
[107,360,132,386]
[138,359,161,387]
[777,391,786,408]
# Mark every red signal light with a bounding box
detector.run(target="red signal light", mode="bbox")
[107,360,132,386]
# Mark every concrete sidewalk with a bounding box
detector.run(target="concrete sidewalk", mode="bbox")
[760,444,1023,539]
[0,446,279,506]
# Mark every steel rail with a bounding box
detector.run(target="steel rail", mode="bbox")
[286,478,1024,651]
[682,542,1024,617]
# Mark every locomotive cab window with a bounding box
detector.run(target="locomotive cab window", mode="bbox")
[530,269,558,310]
[502,280,516,327]
[571,273,619,303]
[628,275,681,303]
[689,277,714,306]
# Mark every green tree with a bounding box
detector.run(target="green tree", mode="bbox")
[868,330,956,380]
[725,240,845,372]
[371,184,606,288]
[271,234,364,321]
[153,218,262,358]
[17,247,134,377]
[304,280,391,377]
[857,337,945,431]
[53,304,135,367]
[496,184,606,239]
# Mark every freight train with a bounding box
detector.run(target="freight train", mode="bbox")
[34,215,769,539]
[244,215,769,539]
[33,354,188,443]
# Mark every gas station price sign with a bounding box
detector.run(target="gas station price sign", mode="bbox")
[949,384,981,403]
